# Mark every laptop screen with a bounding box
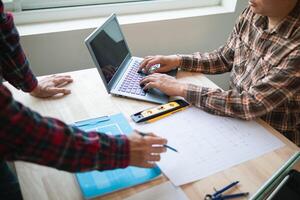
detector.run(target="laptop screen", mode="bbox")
[90,18,129,84]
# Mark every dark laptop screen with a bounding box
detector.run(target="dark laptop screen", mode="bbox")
[90,19,129,84]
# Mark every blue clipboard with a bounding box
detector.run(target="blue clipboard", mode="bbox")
[74,113,161,199]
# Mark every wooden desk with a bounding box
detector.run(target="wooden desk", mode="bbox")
[5,68,299,200]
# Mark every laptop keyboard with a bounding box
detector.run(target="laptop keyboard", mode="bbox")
[118,61,146,96]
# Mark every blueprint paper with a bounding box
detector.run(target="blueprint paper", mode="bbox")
[132,107,284,186]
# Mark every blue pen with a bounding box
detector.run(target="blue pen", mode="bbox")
[205,181,249,200]
[137,131,178,153]
[213,181,239,197]
[216,192,249,200]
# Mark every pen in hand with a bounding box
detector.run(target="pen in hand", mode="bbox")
[137,131,178,153]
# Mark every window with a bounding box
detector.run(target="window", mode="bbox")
[9,0,159,11]
[4,0,222,25]
[5,0,221,11]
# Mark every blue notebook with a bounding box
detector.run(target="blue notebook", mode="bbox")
[74,113,161,199]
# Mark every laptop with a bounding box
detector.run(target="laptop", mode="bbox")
[85,14,177,104]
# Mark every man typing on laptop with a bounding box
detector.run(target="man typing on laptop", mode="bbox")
[139,0,300,146]
[85,14,178,104]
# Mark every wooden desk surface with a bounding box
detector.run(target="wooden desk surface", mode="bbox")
[5,68,299,200]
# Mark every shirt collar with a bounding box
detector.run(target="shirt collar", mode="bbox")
[253,1,300,39]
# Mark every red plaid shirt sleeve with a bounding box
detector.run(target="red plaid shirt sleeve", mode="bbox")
[0,1,130,171]
[0,1,37,92]
[0,85,130,172]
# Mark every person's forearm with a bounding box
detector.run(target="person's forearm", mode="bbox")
[179,46,234,74]
[185,84,267,120]
[0,85,129,172]
[179,13,241,75]
[184,49,300,120]
[185,76,298,121]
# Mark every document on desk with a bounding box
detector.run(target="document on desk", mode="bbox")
[132,107,285,186]
[124,182,189,200]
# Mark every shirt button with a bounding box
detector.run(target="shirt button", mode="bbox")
[265,41,272,47]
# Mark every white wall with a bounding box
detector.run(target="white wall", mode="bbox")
[19,0,248,90]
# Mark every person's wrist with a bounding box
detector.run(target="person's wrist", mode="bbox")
[114,135,130,168]
[175,54,182,67]
[179,83,188,98]
[30,85,40,97]
[128,134,142,166]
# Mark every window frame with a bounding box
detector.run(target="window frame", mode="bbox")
[4,0,222,25]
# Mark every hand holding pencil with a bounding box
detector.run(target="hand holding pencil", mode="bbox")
[128,131,168,168]
[128,130,179,168]
[137,131,178,153]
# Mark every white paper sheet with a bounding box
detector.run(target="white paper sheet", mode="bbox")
[132,107,284,186]
[124,182,189,200]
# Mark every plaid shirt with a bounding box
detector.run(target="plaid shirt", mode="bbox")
[0,1,129,172]
[180,4,300,146]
